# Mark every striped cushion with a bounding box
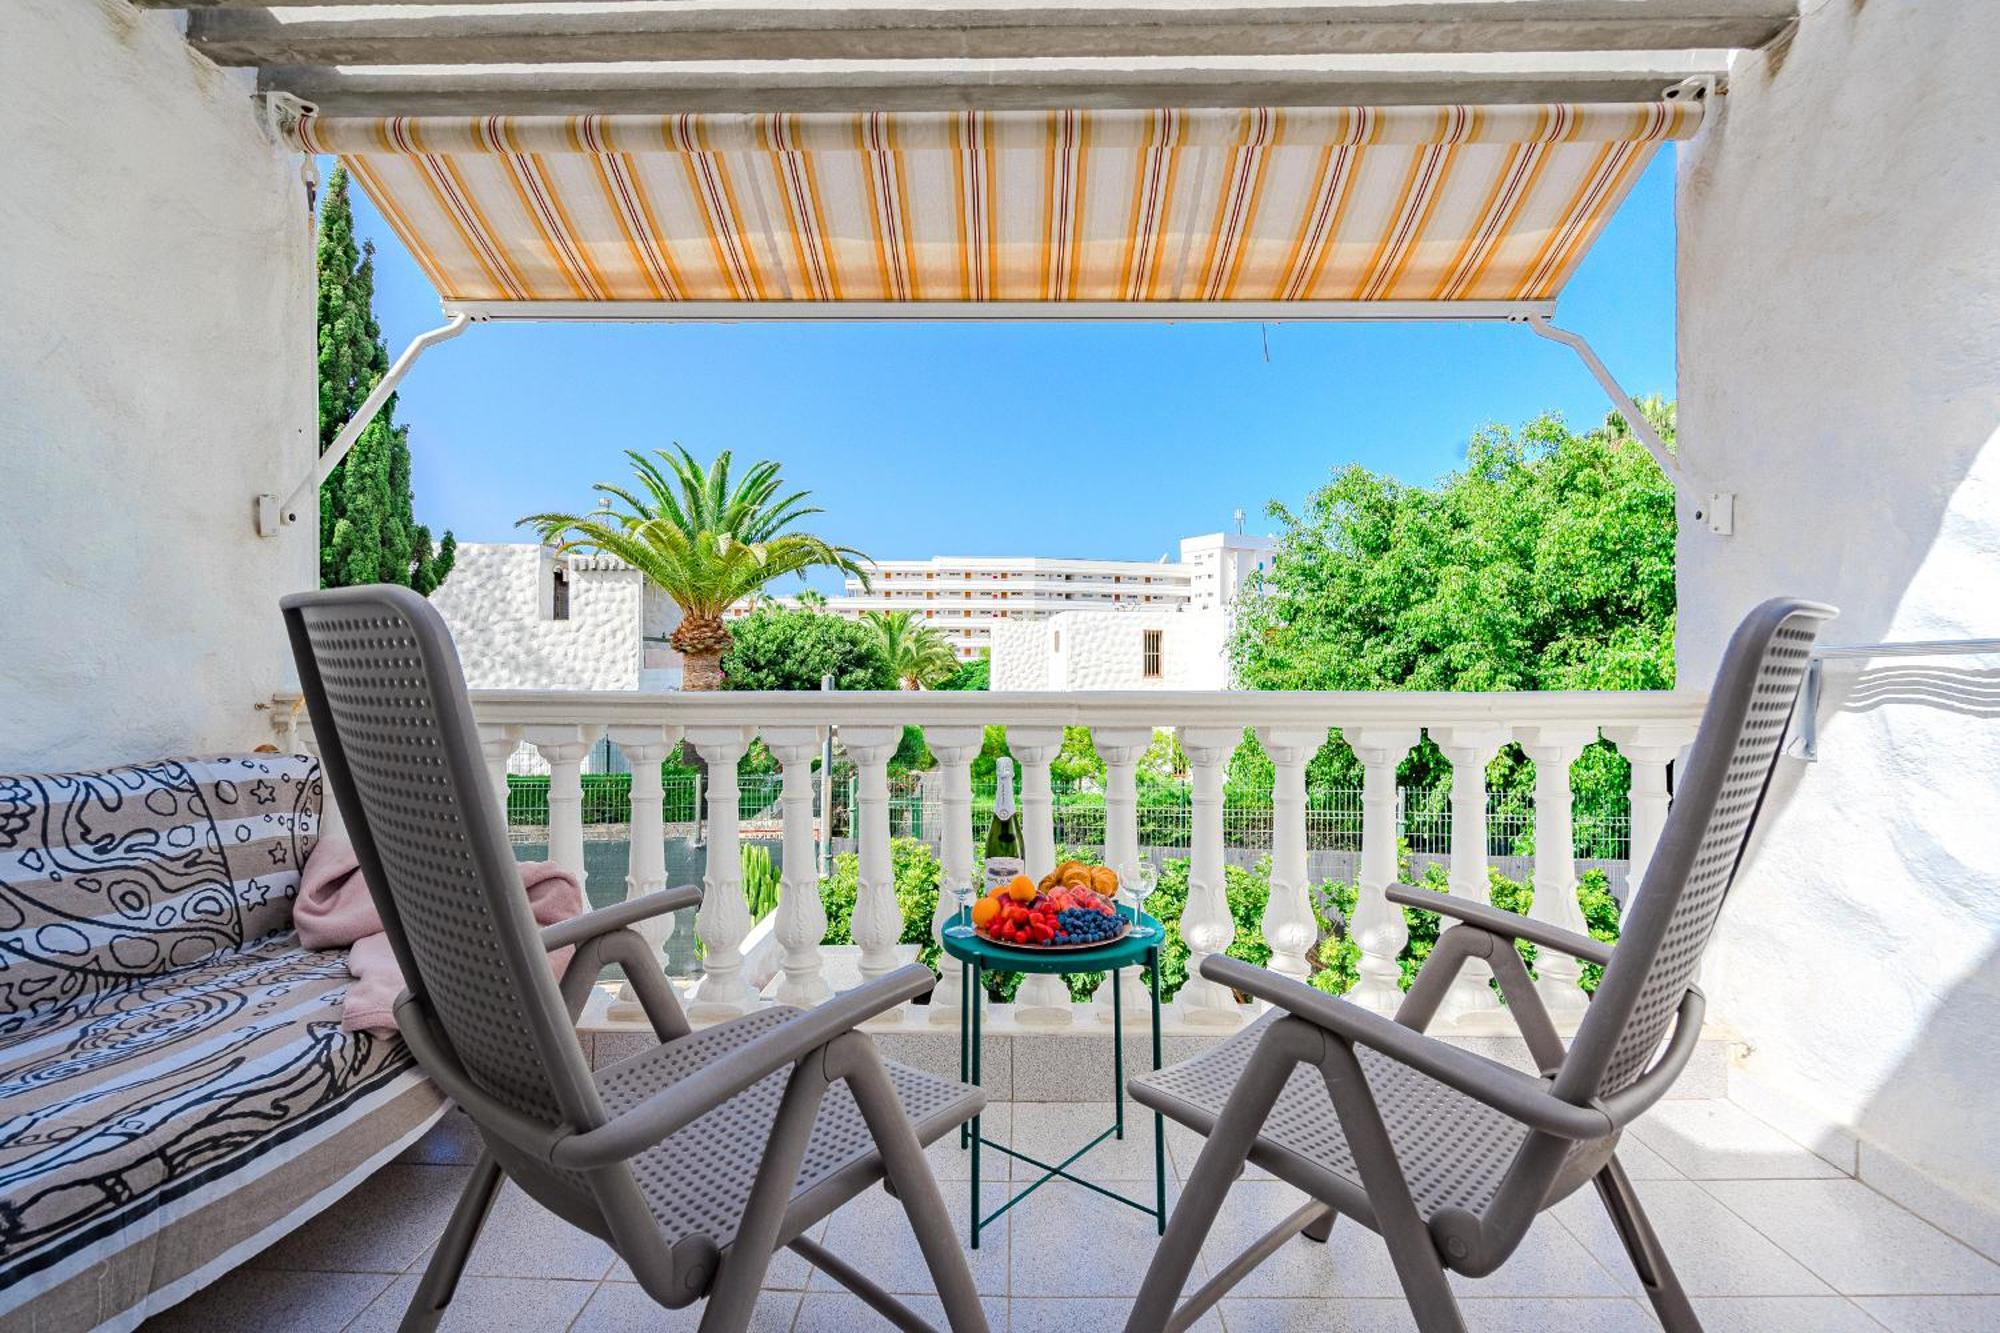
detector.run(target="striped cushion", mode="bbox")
[0,934,428,1323]
[0,755,321,1032]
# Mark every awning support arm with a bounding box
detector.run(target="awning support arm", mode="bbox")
[1524,314,1675,474]
[258,312,471,536]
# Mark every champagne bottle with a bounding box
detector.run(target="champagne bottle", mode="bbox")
[983,757,1026,892]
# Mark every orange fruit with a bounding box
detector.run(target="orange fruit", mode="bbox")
[1006,874,1038,903]
[970,897,1001,928]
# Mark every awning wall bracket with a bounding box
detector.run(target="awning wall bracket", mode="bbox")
[257,313,469,537]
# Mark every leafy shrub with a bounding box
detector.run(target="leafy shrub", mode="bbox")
[741,843,780,921]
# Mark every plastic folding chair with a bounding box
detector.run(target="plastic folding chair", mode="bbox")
[1121,597,1835,1333]
[283,584,990,1333]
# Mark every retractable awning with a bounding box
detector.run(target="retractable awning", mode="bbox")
[291,101,1699,315]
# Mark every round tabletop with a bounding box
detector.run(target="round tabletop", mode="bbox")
[941,909,1166,975]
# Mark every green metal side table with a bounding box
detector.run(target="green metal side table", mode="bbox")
[941,909,1168,1250]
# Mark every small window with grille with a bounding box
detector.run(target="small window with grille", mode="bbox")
[1142,628,1163,678]
[551,567,571,621]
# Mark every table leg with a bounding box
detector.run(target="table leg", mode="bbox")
[1113,964,1125,1141]
[959,957,971,1149]
[1151,945,1166,1235]
[970,960,982,1252]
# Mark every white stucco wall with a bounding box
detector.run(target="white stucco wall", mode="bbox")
[1677,0,2000,1230]
[429,544,648,690]
[0,1,315,771]
[990,610,1231,691]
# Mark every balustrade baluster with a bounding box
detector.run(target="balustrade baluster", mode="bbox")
[1346,727,1420,1014]
[1093,728,1154,1026]
[1516,724,1598,1018]
[686,725,755,1022]
[1007,727,1072,1024]
[1601,723,1695,899]
[1432,723,1511,1022]
[762,727,831,1008]
[476,725,521,825]
[1258,727,1327,990]
[923,726,986,1026]
[523,725,601,894]
[605,725,681,1022]
[1178,727,1245,1026]
[841,725,906,1020]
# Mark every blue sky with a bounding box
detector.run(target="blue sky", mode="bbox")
[345,152,1675,594]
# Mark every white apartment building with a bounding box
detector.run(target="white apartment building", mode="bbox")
[815,531,1274,659]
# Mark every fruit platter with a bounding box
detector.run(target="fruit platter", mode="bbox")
[969,861,1129,950]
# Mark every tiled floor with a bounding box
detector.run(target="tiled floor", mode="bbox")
[142,1097,2000,1332]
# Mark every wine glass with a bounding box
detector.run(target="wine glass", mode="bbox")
[1122,859,1158,931]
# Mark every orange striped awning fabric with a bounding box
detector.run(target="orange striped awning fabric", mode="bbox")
[295,103,1701,307]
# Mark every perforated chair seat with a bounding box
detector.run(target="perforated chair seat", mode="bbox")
[1133,1012,1557,1223]
[596,1007,983,1251]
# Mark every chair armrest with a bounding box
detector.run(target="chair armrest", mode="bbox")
[1385,885,1614,967]
[541,884,704,953]
[1202,957,1614,1142]
[548,964,937,1168]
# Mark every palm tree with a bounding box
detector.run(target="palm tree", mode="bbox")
[862,610,961,690]
[521,447,868,690]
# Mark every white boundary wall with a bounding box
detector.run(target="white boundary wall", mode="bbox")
[1677,0,2000,1244]
[1,2,315,770]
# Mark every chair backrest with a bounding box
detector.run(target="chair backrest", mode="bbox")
[281,585,605,1135]
[1560,597,1835,1102]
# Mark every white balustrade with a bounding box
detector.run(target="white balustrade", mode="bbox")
[1258,727,1326,989]
[523,724,601,892]
[1093,727,1154,1026]
[761,727,830,1008]
[1431,723,1511,1022]
[841,724,907,1020]
[1515,723,1598,1018]
[605,724,681,1022]
[1177,727,1246,1027]
[1347,727,1421,1014]
[686,724,754,1022]
[276,686,1708,1039]
[924,726,986,1026]
[1008,726,1073,1025]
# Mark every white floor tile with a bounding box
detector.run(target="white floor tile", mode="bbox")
[460,1182,616,1281]
[792,1291,1007,1331]
[1221,1297,1658,1332]
[1551,1179,1832,1297]
[1688,1295,1886,1332]
[344,1275,597,1333]
[1856,1294,2000,1332]
[811,1177,1008,1296]
[570,1282,799,1332]
[1007,1176,1185,1298]
[141,1270,392,1332]
[1007,1101,1173,1183]
[1013,1294,1221,1331]
[251,1163,473,1275]
[1629,1100,1843,1180]
[1701,1179,2000,1296]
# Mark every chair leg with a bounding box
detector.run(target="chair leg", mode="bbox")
[1595,1155,1702,1332]
[833,1036,990,1333]
[1318,1044,1467,1333]
[1302,1210,1336,1243]
[399,1151,503,1333]
[1124,1022,1314,1333]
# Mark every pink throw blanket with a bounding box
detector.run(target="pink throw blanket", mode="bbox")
[296,838,586,1035]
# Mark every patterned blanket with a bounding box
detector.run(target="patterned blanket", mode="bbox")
[0,755,439,1330]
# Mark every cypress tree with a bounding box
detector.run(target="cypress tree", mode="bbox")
[316,167,455,593]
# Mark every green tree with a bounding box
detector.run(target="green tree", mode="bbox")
[861,610,962,689]
[522,447,870,689]
[721,603,893,691]
[1230,403,1676,808]
[938,655,990,692]
[316,167,455,594]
